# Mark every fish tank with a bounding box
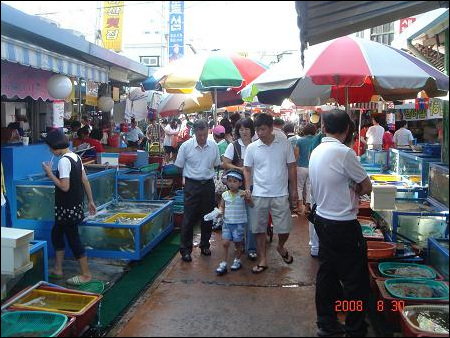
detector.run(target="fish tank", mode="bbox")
[117,170,157,201]
[394,151,440,186]
[428,163,449,209]
[14,168,116,222]
[370,174,426,199]
[365,149,388,166]
[428,238,449,280]
[80,200,174,260]
[377,198,449,248]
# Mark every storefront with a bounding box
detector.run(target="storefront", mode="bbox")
[1,3,150,144]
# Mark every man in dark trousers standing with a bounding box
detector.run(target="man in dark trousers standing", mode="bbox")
[309,109,372,337]
[175,119,221,262]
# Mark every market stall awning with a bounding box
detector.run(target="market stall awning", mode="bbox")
[295,1,449,65]
[1,36,108,83]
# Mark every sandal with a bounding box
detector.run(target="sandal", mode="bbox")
[277,248,294,264]
[66,275,92,286]
[252,265,268,274]
[49,272,64,280]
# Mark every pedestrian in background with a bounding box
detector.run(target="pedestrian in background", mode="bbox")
[393,120,414,149]
[294,123,316,215]
[366,116,384,150]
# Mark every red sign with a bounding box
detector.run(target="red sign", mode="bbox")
[399,17,416,34]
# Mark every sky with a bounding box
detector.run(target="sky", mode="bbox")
[2,1,301,60]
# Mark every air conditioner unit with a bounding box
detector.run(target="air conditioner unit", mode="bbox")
[141,56,159,67]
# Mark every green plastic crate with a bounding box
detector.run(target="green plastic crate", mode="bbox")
[1,310,68,337]
[378,262,437,279]
[384,279,449,301]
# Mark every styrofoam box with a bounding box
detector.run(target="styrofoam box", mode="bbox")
[370,185,397,211]
[99,153,119,165]
[1,227,34,275]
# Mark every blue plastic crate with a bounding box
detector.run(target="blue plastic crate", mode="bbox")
[422,144,441,157]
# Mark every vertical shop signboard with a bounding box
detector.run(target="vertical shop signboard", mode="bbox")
[429,98,443,118]
[386,112,395,131]
[86,81,99,106]
[102,1,124,52]
[113,87,120,101]
[52,100,65,128]
[168,1,184,62]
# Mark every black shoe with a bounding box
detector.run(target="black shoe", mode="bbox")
[248,251,257,261]
[181,253,192,262]
[317,324,345,337]
[200,248,211,256]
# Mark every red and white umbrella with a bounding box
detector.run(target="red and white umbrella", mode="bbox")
[242,36,449,106]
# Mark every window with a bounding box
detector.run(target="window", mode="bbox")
[370,22,394,45]
[140,56,160,67]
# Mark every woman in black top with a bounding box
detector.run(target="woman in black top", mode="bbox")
[43,129,96,286]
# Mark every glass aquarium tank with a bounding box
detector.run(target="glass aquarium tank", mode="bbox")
[377,199,449,248]
[396,152,441,186]
[365,150,388,166]
[16,185,55,221]
[14,169,116,221]
[117,171,157,201]
[80,200,173,260]
[428,163,449,209]
[427,238,449,280]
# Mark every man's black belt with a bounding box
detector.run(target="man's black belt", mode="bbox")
[315,214,357,225]
[185,177,213,185]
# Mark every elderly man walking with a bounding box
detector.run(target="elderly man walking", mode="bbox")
[175,119,221,262]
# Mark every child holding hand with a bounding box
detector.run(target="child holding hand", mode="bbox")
[215,170,253,275]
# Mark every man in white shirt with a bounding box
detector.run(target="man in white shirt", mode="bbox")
[124,119,145,149]
[309,109,372,337]
[273,117,288,140]
[243,113,297,274]
[365,116,384,150]
[393,120,414,149]
[175,119,221,263]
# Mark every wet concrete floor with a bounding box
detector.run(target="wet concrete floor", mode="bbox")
[109,214,380,337]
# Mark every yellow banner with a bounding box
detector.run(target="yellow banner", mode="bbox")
[86,80,98,106]
[113,87,120,101]
[102,1,124,52]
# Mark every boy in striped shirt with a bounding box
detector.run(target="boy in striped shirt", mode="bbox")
[215,170,253,275]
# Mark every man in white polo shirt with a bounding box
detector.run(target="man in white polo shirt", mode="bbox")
[175,119,221,263]
[365,115,384,150]
[309,109,372,337]
[393,120,414,149]
[243,113,297,274]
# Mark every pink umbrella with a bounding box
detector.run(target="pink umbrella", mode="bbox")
[242,36,448,106]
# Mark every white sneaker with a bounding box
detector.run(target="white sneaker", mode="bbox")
[215,261,227,275]
[230,258,242,271]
